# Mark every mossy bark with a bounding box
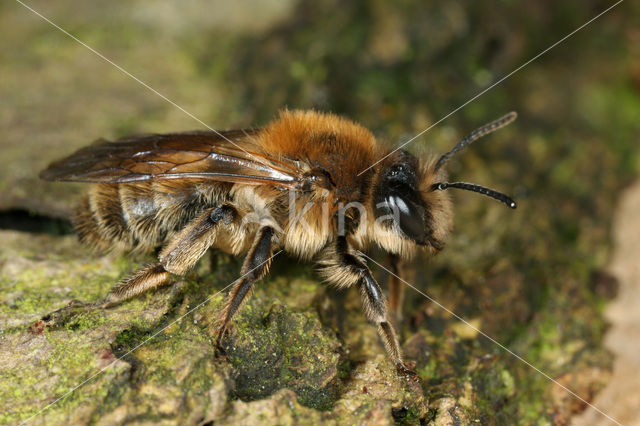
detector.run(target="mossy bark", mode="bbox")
[2,1,639,424]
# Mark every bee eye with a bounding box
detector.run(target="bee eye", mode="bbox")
[374,151,434,245]
[388,164,414,182]
[383,194,428,243]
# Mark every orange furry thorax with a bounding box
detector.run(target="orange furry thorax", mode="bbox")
[257,110,383,204]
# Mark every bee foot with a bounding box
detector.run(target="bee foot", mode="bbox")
[396,362,419,382]
[214,323,230,356]
[38,299,100,329]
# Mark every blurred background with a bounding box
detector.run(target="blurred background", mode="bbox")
[1,0,639,424]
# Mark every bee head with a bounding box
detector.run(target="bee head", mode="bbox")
[374,112,518,252]
[374,150,452,252]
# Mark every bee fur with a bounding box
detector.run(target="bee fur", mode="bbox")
[40,109,517,376]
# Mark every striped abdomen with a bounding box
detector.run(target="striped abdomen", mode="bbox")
[74,181,230,253]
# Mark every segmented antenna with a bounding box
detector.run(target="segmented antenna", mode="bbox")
[434,111,517,172]
[432,182,517,209]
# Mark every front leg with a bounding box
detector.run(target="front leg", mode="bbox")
[318,237,415,376]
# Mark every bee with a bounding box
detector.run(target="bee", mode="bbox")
[40,109,517,376]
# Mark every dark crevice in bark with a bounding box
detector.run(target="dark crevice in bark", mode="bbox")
[0,209,73,235]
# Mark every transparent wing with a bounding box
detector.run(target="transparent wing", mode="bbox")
[40,129,302,189]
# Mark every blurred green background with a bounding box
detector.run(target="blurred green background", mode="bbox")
[1,0,639,424]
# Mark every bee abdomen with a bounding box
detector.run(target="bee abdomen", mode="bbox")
[73,193,123,252]
[74,182,231,254]
[118,182,165,252]
[94,185,135,248]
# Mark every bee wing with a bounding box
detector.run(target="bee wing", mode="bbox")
[40,129,303,189]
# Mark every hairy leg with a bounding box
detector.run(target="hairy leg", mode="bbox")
[42,204,236,325]
[105,204,236,305]
[317,237,415,376]
[216,225,275,346]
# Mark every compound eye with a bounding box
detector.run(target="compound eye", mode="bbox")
[385,194,427,242]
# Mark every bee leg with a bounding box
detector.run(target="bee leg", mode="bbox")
[100,264,171,307]
[39,263,171,327]
[40,299,101,327]
[101,204,237,307]
[108,204,239,307]
[387,253,404,323]
[332,238,416,378]
[39,205,237,327]
[359,270,416,378]
[215,225,275,350]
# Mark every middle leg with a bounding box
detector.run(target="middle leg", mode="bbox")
[215,225,275,345]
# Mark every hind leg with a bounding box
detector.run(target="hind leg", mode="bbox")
[41,204,237,325]
[103,204,237,306]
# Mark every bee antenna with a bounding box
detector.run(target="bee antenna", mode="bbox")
[434,111,517,172]
[432,181,517,209]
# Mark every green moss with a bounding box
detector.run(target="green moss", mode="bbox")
[418,357,439,381]
[222,301,342,410]
[3,0,640,423]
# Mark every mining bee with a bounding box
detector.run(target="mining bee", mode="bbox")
[40,110,517,376]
